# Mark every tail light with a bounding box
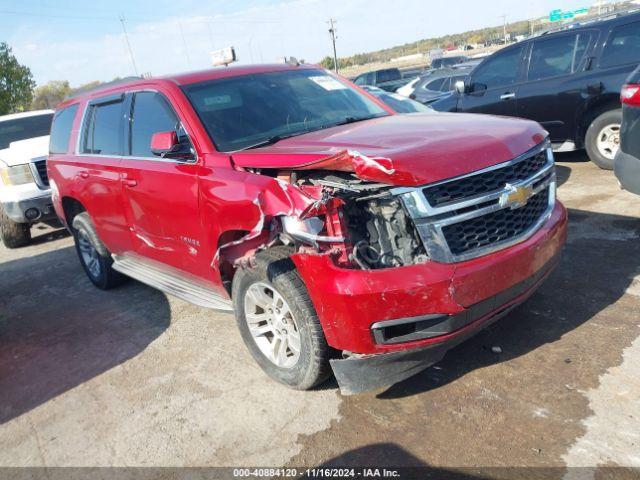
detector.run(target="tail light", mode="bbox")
[621,84,640,106]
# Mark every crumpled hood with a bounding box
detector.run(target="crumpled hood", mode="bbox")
[231,113,548,187]
[0,135,49,167]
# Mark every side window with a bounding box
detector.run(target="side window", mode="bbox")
[471,46,524,90]
[50,104,78,154]
[528,33,590,81]
[599,21,640,68]
[129,91,180,158]
[354,75,366,86]
[82,98,124,155]
[425,78,445,91]
[439,77,452,92]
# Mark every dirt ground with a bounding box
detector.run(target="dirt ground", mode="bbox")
[1,153,639,478]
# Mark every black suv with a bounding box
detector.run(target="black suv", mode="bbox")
[614,65,640,194]
[431,10,640,169]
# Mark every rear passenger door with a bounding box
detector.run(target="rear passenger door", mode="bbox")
[457,45,525,117]
[118,90,204,278]
[76,94,132,254]
[516,31,596,143]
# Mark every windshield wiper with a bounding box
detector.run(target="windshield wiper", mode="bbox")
[241,132,308,151]
[333,115,382,127]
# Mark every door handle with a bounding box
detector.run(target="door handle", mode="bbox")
[500,92,516,100]
[79,171,89,179]
[124,179,138,187]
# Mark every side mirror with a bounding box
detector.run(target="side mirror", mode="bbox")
[151,131,179,157]
[150,131,194,160]
[454,80,466,94]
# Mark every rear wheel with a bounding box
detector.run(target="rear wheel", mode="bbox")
[232,247,332,390]
[0,206,31,248]
[585,109,622,170]
[72,212,126,290]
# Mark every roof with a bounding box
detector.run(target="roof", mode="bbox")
[0,109,54,122]
[57,63,322,109]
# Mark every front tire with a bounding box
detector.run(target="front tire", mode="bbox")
[585,109,622,170]
[72,212,126,290]
[232,247,331,390]
[0,206,31,248]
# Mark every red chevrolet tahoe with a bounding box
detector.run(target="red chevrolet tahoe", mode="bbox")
[48,64,567,394]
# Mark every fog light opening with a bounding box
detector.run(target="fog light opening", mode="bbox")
[24,208,41,221]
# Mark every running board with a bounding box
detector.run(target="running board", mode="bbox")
[112,254,233,312]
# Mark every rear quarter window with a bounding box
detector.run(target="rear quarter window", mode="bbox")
[599,21,640,68]
[49,104,78,154]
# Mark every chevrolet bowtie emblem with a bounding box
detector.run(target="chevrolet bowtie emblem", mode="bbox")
[500,184,534,209]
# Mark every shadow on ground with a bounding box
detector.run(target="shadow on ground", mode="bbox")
[377,208,640,399]
[0,246,171,424]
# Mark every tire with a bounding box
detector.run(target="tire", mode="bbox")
[585,109,622,170]
[71,212,126,290]
[232,246,332,390]
[0,206,31,248]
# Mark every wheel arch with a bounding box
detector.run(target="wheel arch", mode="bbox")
[576,95,621,149]
[61,196,87,231]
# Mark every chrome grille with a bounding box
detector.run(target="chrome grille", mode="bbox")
[423,150,548,207]
[396,142,556,263]
[30,157,49,188]
[442,187,550,256]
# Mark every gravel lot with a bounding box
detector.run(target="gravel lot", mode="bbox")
[1,153,639,476]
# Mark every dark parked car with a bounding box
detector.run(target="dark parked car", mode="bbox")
[353,68,413,92]
[431,55,469,69]
[410,67,472,104]
[360,86,433,113]
[614,66,640,194]
[431,10,640,169]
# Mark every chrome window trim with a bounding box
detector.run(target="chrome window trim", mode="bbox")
[74,88,197,165]
[395,142,556,263]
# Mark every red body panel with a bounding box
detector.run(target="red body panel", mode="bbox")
[48,64,567,362]
[292,202,567,354]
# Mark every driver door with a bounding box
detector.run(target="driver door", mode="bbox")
[118,90,206,279]
[457,45,525,117]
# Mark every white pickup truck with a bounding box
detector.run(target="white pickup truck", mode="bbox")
[0,110,54,248]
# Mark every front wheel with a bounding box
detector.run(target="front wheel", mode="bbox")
[585,109,622,170]
[232,247,332,390]
[0,206,31,248]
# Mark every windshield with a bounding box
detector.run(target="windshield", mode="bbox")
[0,114,53,150]
[182,69,389,152]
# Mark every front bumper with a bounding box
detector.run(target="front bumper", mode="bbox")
[330,252,559,394]
[292,201,567,393]
[614,150,640,196]
[2,194,55,223]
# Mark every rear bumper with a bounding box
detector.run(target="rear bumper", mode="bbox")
[614,150,640,196]
[1,194,55,223]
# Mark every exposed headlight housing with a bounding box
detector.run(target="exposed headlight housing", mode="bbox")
[281,216,344,247]
[0,164,34,186]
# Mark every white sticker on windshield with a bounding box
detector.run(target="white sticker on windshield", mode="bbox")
[310,76,348,91]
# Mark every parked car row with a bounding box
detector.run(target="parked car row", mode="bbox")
[430,9,640,169]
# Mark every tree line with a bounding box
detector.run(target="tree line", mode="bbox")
[0,41,118,115]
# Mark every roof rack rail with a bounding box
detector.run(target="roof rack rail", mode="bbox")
[534,7,640,37]
[65,76,143,99]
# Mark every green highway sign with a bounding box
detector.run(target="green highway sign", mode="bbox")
[549,7,589,22]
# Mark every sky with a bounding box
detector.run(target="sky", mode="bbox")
[2,0,614,87]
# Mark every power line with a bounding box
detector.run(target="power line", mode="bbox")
[178,22,192,67]
[119,14,139,76]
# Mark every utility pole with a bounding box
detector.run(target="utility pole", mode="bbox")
[119,14,139,76]
[327,18,338,73]
[500,14,507,44]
